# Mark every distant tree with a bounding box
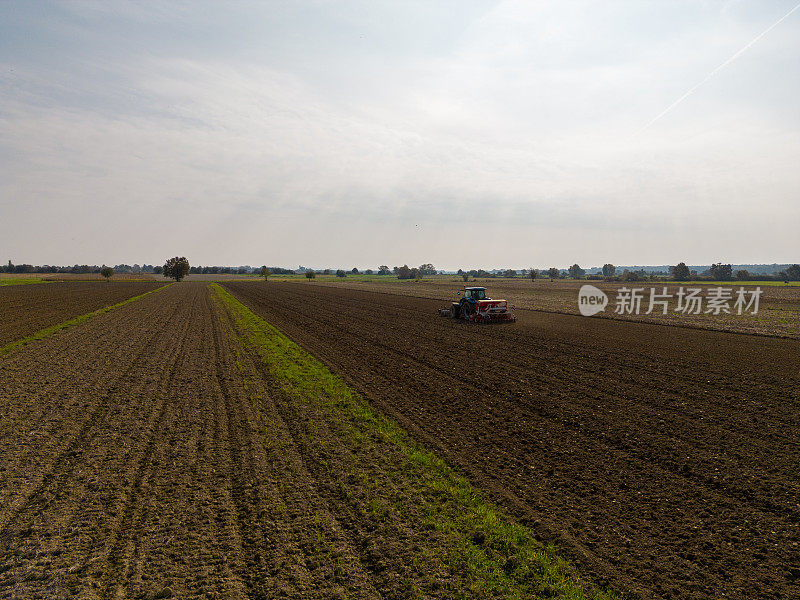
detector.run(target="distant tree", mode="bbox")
[735,269,750,280]
[365,269,374,275]
[602,263,616,277]
[163,257,190,282]
[670,262,691,281]
[529,268,538,281]
[260,266,270,281]
[621,269,641,282]
[709,263,733,280]
[568,264,585,279]
[100,266,114,281]
[418,263,437,276]
[396,265,413,279]
[503,269,517,278]
[786,264,800,281]
[305,271,316,279]
[547,267,560,279]
[351,267,359,274]
[378,265,391,275]
[336,269,347,278]
[462,273,470,282]
[322,268,331,275]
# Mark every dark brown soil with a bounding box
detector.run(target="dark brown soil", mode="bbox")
[313,277,800,339]
[0,283,392,599]
[0,281,162,346]
[224,281,800,600]
[4,283,535,600]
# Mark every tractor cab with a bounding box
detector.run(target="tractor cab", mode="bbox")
[463,287,487,301]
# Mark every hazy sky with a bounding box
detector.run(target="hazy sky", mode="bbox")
[2,1,798,269]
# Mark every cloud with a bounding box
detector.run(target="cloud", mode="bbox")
[1,1,798,267]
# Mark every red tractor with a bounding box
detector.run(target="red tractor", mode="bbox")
[439,287,516,322]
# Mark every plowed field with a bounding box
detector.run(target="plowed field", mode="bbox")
[4,282,606,600]
[0,281,163,346]
[223,281,800,600]
[1,283,398,599]
[312,277,800,338]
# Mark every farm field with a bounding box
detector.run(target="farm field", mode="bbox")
[0,282,612,600]
[0,281,164,347]
[40,273,160,281]
[307,278,800,339]
[224,281,800,600]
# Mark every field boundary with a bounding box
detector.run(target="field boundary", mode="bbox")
[211,282,620,600]
[0,283,171,356]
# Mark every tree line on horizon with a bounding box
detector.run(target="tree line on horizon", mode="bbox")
[3,259,799,282]
[497,263,800,282]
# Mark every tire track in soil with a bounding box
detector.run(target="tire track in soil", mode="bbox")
[100,284,203,599]
[223,281,800,600]
[111,293,251,599]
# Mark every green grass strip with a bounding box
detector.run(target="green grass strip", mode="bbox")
[0,278,47,286]
[0,283,171,356]
[212,282,620,600]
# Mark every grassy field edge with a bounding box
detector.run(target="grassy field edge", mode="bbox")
[0,278,48,286]
[0,283,172,356]
[211,282,621,600]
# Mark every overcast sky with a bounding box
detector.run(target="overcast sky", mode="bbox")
[1,1,798,269]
